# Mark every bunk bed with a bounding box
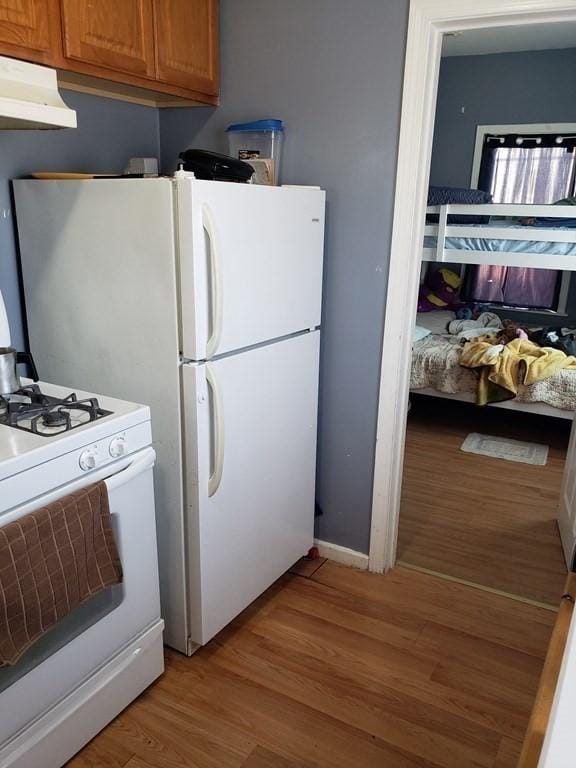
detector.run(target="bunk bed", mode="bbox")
[412,202,576,419]
[423,203,576,270]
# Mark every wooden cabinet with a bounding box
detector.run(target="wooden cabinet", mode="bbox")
[0,0,219,106]
[0,0,61,65]
[61,0,155,78]
[154,0,218,96]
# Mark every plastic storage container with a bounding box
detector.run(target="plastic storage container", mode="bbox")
[226,119,284,185]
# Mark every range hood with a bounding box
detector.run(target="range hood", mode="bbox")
[0,56,76,130]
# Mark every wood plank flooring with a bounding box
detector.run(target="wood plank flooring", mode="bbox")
[67,561,555,768]
[398,397,569,606]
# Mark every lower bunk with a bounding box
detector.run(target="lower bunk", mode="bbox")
[412,387,573,421]
[411,311,576,420]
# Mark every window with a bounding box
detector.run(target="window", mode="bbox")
[486,145,576,204]
[467,263,561,311]
[468,129,576,313]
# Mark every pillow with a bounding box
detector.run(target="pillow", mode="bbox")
[426,212,491,225]
[427,186,493,225]
[415,310,455,334]
[427,186,492,206]
[413,325,431,344]
[532,196,576,228]
[530,217,576,229]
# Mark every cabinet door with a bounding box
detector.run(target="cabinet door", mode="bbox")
[0,0,60,64]
[153,0,218,96]
[61,0,155,78]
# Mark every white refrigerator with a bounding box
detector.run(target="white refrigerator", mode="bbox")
[13,175,325,653]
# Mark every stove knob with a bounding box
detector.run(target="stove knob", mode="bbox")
[79,449,97,472]
[109,437,126,458]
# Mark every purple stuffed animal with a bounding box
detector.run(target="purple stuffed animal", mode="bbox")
[418,268,462,312]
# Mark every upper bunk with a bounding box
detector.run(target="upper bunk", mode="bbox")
[423,203,576,271]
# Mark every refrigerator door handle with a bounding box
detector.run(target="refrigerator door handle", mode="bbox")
[203,203,223,359]
[206,362,225,496]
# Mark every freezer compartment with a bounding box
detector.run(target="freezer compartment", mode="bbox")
[176,178,325,360]
[182,331,320,645]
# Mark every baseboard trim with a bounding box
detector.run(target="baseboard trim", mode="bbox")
[314,539,369,570]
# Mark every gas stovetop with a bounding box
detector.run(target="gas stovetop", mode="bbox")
[0,384,112,437]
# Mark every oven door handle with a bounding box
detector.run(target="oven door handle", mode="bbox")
[2,447,157,524]
[105,447,156,493]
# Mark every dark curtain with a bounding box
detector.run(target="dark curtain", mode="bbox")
[477,146,496,194]
[467,132,576,310]
[467,264,560,310]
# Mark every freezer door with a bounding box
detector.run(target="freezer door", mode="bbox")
[176,178,325,360]
[182,331,320,645]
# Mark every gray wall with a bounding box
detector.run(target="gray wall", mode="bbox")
[160,0,409,553]
[430,47,576,326]
[0,90,160,352]
[430,47,576,189]
[2,0,408,555]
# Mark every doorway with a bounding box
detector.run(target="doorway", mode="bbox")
[369,0,576,576]
[399,398,570,604]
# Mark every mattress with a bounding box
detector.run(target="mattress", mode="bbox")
[424,220,576,257]
[411,333,576,411]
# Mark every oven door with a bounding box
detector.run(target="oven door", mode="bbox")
[0,446,160,746]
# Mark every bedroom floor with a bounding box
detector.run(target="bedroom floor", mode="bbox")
[398,397,569,607]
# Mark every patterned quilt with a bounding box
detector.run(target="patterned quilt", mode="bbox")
[411,334,576,411]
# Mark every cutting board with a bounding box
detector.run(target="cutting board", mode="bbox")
[31,172,122,180]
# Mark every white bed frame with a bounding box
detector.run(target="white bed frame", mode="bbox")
[412,387,574,421]
[424,203,576,269]
[418,202,576,420]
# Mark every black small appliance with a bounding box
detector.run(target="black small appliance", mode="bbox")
[178,149,254,183]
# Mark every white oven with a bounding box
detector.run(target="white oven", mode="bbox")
[0,402,164,768]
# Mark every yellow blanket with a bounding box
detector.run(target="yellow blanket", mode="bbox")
[459,338,576,405]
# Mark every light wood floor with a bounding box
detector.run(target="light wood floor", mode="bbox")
[398,397,569,607]
[67,560,555,768]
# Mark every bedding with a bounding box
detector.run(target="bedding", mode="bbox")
[447,312,502,342]
[535,195,576,228]
[427,186,492,224]
[427,186,493,206]
[415,310,455,334]
[460,338,576,405]
[413,325,431,343]
[411,332,576,411]
[424,219,576,257]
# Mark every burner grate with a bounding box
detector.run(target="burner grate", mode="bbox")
[0,385,112,436]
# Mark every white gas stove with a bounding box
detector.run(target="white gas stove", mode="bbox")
[0,379,164,768]
[0,380,150,481]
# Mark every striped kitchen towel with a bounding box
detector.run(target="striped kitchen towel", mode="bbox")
[0,481,122,667]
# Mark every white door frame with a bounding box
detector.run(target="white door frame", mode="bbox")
[369,0,576,574]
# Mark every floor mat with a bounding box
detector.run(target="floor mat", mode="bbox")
[461,432,549,465]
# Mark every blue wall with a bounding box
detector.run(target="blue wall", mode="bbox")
[430,47,576,188]
[160,0,409,553]
[2,0,409,556]
[430,47,576,326]
[0,90,160,352]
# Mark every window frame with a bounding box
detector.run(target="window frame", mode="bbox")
[470,122,576,189]
[469,122,576,318]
